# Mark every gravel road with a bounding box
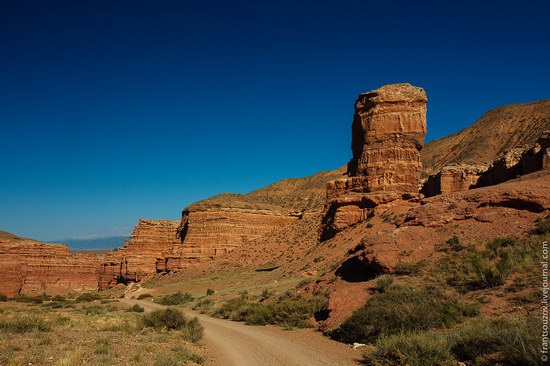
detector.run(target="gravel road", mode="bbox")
[120,299,361,366]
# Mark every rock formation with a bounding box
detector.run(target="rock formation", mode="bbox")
[174,198,299,263]
[321,83,427,239]
[97,169,346,289]
[421,131,550,197]
[99,220,181,288]
[420,164,488,197]
[0,234,102,297]
[477,131,550,187]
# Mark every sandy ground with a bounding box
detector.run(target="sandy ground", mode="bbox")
[120,299,361,366]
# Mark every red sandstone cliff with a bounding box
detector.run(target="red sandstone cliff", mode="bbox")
[0,232,102,297]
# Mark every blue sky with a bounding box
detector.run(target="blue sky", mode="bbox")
[1,0,549,241]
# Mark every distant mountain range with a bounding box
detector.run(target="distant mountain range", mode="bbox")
[48,236,129,251]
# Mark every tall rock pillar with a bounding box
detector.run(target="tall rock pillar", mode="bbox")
[321,83,427,239]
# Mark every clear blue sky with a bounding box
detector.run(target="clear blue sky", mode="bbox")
[1,0,549,241]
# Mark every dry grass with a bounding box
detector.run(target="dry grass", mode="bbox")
[0,299,205,365]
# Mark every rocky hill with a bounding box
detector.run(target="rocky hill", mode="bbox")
[422,99,550,173]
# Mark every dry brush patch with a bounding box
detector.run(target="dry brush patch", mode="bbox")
[329,219,548,366]
[0,297,205,365]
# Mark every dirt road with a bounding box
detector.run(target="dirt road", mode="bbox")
[120,299,361,366]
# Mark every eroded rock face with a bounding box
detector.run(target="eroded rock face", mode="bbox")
[99,219,181,288]
[98,208,298,288]
[0,238,102,297]
[322,83,427,239]
[421,164,488,197]
[172,206,298,266]
[477,131,550,187]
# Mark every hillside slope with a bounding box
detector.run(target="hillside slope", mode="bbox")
[422,99,550,173]
[188,167,346,213]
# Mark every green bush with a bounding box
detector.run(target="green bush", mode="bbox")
[137,293,153,300]
[213,296,255,321]
[530,215,550,235]
[158,292,194,306]
[0,316,51,333]
[373,275,394,293]
[12,294,50,304]
[95,337,110,355]
[75,292,101,302]
[192,299,215,313]
[142,308,203,342]
[131,304,144,313]
[206,288,215,296]
[180,317,204,343]
[364,332,454,366]
[213,294,328,328]
[143,308,187,330]
[246,295,328,328]
[52,295,66,302]
[448,317,539,365]
[437,235,538,291]
[394,260,427,275]
[331,284,477,343]
[436,236,464,252]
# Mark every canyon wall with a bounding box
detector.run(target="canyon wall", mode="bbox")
[99,220,181,289]
[0,236,102,297]
[321,83,427,239]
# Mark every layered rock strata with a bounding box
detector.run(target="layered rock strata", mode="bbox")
[321,83,427,239]
[99,220,181,288]
[477,131,550,187]
[421,164,488,197]
[174,200,299,265]
[0,236,102,297]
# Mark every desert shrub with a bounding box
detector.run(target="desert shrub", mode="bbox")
[331,284,477,343]
[95,337,110,355]
[530,215,550,235]
[158,292,194,306]
[173,345,205,364]
[82,305,107,315]
[206,288,215,296]
[192,298,214,313]
[448,317,539,365]
[213,296,256,321]
[75,292,101,302]
[142,308,203,341]
[260,288,271,300]
[131,304,144,313]
[394,260,427,275]
[436,236,464,252]
[372,275,394,293]
[155,354,179,366]
[437,235,538,291]
[143,308,187,330]
[364,332,454,366]
[12,294,49,304]
[180,317,204,343]
[0,294,7,302]
[0,316,51,333]
[137,293,153,300]
[214,294,328,328]
[246,295,328,328]
[52,295,66,302]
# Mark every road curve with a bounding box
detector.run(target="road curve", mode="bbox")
[120,299,361,366]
